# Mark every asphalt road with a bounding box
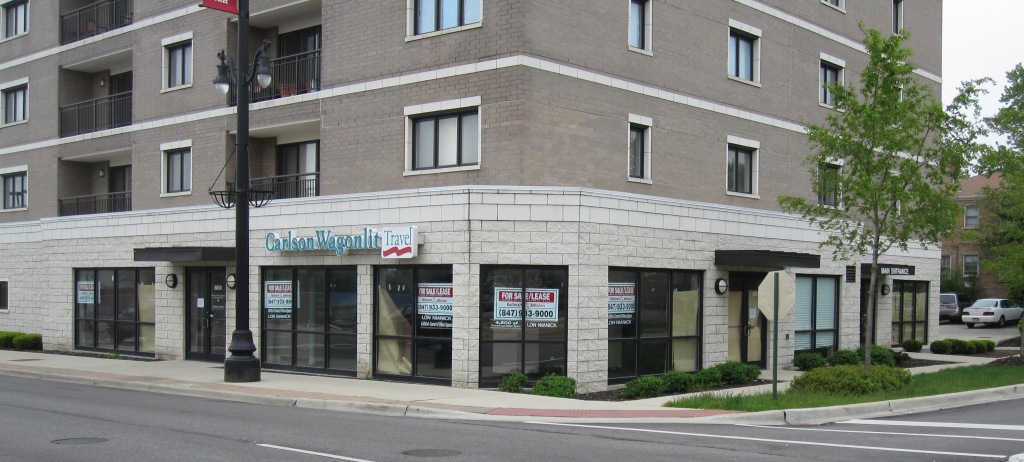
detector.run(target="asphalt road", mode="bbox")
[2,375,1023,462]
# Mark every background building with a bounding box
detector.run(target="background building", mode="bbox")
[940,173,1007,299]
[0,0,942,392]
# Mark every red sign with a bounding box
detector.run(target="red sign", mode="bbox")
[202,0,239,15]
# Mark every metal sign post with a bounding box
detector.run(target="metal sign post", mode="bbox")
[758,270,795,402]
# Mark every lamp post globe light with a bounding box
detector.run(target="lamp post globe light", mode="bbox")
[209,0,273,383]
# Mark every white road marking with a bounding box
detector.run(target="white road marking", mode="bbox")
[738,424,1024,442]
[527,421,1006,459]
[258,443,376,461]
[842,420,1024,432]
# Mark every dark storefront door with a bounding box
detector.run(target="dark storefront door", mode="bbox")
[186,268,227,362]
[727,273,767,367]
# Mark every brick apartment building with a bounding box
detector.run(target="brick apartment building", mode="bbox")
[941,173,1007,299]
[0,0,942,391]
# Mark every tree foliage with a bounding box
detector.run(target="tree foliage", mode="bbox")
[778,25,987,368]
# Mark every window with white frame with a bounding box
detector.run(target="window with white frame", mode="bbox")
[892,0,903,34]
[3,0,27,39]
[2,170,26,209]
[628,0,652,52]
[628,114,651,182]
[162,34,193,90]
[940,255,951,278]
[405,97,480,173]
[2,82,27,125]
[413,0,481,36]
[162,141,192,194]
[821,0,844,11]
[728,20,761,83]
[963,254,979,278]
[964,204,979,228]
[819,54,844,107]
[726,136,758,196]
[817,163,840,206]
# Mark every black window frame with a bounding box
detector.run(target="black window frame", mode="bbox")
[374,265,454,385]
[73,268,156,356]
[0,280,8,310]
[892,0,903,34]
[727,145,753,194]
[628,123,646,179]
[165,148,191,193]
[3,0,27,38]
[628,0,647,50]
[891,280,928,346]
[817,163,840,206]
[794,275,839,357]
[3,171,26,209]
[820,61,840,106]
[3,84,27,124]
[412,109,479,170]
[414,0,481,35]
[166,40,192,88]
[728,29,755,81]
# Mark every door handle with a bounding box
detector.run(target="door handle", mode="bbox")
[200,318,209,329]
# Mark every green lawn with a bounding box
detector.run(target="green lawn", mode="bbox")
[665,365,1024,412]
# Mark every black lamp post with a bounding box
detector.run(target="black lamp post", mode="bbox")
[211,0,273,383]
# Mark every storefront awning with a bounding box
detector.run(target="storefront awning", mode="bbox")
[714,250,820,269]
[860,263,915,276]
[133,247,235,262]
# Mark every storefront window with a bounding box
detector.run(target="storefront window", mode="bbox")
[479,266,568,386]
[891,280,928,346]
[795,275,838,356]
[74,268,156,355]
[608,269,702,381]
[376,266,453,383]
[261,266,357,374]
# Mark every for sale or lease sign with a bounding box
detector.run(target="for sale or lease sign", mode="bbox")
[417,283,453,329]
[608,282,636,326]
[202,0,239,15]
[493,288,559,328]
[264,281,293,319]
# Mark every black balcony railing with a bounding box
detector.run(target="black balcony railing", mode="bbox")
[60,92,132,138]
[249,173,320,200]
[60,0,134,45]
[233,50,321,104]
[59,191,132,216]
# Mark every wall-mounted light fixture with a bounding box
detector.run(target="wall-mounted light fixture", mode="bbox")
[880,284,891,296]
[226,273,236,290]
[99,78,106,87]
[714,278,729,295]
[165,273,178,288]
[98,168,105,178]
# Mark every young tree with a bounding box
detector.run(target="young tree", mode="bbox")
[779,25,987,369]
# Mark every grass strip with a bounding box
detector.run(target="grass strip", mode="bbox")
[665,365,1024,412]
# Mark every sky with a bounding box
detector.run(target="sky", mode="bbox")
[942,0,1024,144]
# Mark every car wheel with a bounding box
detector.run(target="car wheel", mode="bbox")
[997,316,1006,328]
[966,323,975,328]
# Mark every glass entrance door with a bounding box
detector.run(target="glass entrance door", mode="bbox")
[186,268,227,362]
[727,273,766,367]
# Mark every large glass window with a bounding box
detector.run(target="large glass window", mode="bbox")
[3,84,27,124]
[376,266,453,383]
[74,268,156,355]
[3,171,26,209]
[608,269,702,382]
[275,141,319,198]
[413,110,479,170]
[480,266,568,386]
[891,280,927,346]
[3,0,27,38]
[262,267,358,374]
[415,0,481,35]
[794,276,838,356]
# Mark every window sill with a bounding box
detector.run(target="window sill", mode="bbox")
[0,31,27,44]
[404,164,480,176]
[726,191,759,200]
[628,46,653,56]
[727,76,761,88]
[628,177,652,185]
[161,83,193,94]
[0,207,27,213]
[0,120,29,129]
[818,102,837,110]
[820,1,846,13]
[406,22,482,42]
[160,191,192,198]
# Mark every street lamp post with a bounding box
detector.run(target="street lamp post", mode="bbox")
[211,0,273,383]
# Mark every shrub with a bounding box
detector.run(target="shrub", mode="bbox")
[929,339,951,354]
[660,370,694,394]
[983,340,996,352]
[828,349,860,366]
[0,331,21,349]
[794,352,828,371]
[499,372,528,393]
[692,367,724,389]
[714,361,762,384]
[901,339,923,353]
[531,374,577,399]
[947,338,972,355]
[791,365,911,395]
[621,375,667,399]
[891,349,911,365]
[969,340,988,355]
[856,345,896,367]
[11,333,42,351]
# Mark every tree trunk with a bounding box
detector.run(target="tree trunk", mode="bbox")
[864,259,879,372]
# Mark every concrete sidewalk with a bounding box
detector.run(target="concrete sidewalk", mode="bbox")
[0,348,1021,425]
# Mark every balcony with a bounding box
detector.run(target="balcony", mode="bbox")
[245,173,320,200]
[61,0,134,45]
[60,92,132,138]
[233,50,321,104]
[59,191,132,216]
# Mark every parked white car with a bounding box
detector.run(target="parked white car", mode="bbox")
[961,298,1024,328]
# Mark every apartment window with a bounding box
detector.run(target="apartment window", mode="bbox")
[628,0,651,52]
[415,0,481,35]
[963,254,979,278]
[892,0,903,34]
[164,39,193,89]
[727,143,756,195]
[3,0,27,38]
[820,60,842,106]
[795,276,838,356]
[0,280,7,310]
[412,110,479,170]
[822,0,844,10]
[940,255,951,278]
[817,163,840,206]
[3,171,26,209]
[628,114,652,181]
[728,21,761,83]
[164,148,191,194]
[964,205,979,228]
[2,84,27,124]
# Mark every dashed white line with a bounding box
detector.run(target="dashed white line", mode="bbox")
[257,443,376,461]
